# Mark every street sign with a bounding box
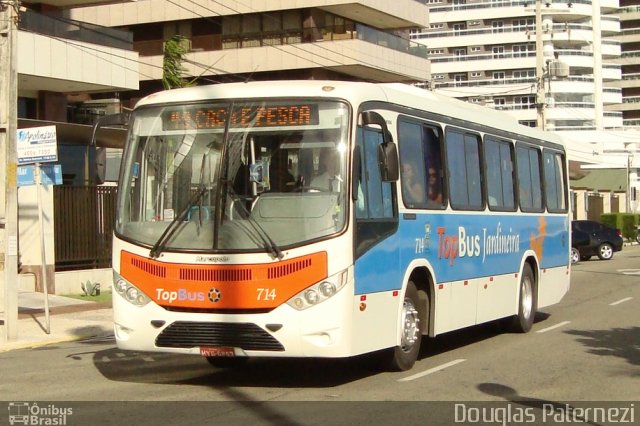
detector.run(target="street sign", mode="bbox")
[17,164,62,187]
[17,125,58,164]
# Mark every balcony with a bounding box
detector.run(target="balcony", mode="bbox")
[19,9,132,50]
[17,9,138,93]
[134,22,428,82]
[68,0,429,29]
[137,23,426,59]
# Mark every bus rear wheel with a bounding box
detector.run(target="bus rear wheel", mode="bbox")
[510,263,536,333]
[385,281,423,371]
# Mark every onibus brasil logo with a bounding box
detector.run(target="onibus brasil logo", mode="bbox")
[8,402,73,425]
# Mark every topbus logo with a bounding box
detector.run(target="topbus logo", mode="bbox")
[156,288,205,303]
[437,223,521,266]
[7,402,73,425]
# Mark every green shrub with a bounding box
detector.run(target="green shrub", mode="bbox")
[600,213,617,229]
[601,213,640,241]
[621,214,637,241]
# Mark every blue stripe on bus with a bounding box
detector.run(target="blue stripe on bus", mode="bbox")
[354,213,569,295]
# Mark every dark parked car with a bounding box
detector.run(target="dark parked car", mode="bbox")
[571,220,623,263]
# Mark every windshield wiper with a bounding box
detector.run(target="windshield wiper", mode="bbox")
[224,182,284,260]
[149,185,208,259]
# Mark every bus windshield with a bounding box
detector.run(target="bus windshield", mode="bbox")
[115,99,350,255]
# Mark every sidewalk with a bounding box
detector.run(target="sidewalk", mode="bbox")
[0,291,113,352]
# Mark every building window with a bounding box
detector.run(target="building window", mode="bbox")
[513,69,535,79]
[471,72,482,77]
[470,46,482,52]
[515,95,536,109]
[512,18,534,29]
[454,74,468,85]
[513,44,534,57]
[519,120,537,127]
[453,23,467,35]
[493,46,505,58]
[454,48,467,56]
[492,21,504,33]
[493,71,506,79]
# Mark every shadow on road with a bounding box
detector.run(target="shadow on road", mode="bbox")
[564,326,640,375]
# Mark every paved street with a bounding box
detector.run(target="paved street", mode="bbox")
[0,246,638,425]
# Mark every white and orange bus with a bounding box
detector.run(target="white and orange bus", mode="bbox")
[110,81,570,370]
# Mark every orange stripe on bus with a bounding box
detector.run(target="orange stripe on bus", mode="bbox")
[120,251,328,310]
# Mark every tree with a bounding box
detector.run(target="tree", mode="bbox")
[162,35,196,90]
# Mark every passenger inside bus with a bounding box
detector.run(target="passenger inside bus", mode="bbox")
[269,150,295,192]
[427,165,443,205]
[312,148,341,191]
[402,162,425,205]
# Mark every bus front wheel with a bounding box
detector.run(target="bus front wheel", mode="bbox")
[385,281,423,371]
[511,263,536,333]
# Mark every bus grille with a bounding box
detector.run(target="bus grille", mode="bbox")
[155,321,284,351]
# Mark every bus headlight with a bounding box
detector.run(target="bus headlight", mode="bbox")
[287,269,348,311]
[113,271,151,307]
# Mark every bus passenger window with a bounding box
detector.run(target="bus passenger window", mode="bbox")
[516,145,543,211]
[398,119,444,209]
[484,136,515,210]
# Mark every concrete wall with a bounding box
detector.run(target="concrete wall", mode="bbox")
[18,184,55,294]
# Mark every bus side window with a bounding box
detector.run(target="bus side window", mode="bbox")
[484,136,515,210]
[397,118,444,209]
[516,144,543,212]
[543,150,567,212]
[446,129,483,210]
[355,125,397,257]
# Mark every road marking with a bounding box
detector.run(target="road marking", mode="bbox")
[398,359,466,382]
[617,269,640,275]
[610,297,632,306]
[536,320,571,333]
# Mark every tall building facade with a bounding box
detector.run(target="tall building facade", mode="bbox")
[66,0,431,108]
[411,0,633,164]
[608,0,640,126]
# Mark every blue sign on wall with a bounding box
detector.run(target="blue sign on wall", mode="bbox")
[17,164,62,187]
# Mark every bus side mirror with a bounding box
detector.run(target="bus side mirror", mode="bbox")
[361,110,398,182]
[377,142,399,182]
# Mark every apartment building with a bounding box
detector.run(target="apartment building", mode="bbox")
[410,1,637,156]
[608,0,640,126]
[67,0,431,108]
[16,0,139,294]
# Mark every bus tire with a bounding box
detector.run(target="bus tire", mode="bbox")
[511,263,536,333]
[385,281,423,371]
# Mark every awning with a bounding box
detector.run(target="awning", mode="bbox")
[18,118,127,149]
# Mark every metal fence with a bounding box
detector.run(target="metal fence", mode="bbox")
[54,186,117,271]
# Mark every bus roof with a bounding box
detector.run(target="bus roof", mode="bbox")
[135,80,564,147]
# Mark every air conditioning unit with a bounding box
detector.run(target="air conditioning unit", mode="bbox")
[548,60,570,78]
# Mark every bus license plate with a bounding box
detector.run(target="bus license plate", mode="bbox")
[200,347,235,357]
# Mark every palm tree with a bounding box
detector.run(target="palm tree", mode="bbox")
[162,35,196,90]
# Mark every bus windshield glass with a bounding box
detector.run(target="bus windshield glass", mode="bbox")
[115,99,350,254]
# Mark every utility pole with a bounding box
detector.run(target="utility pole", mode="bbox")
[535,0,546,130]
[0,0,20,342]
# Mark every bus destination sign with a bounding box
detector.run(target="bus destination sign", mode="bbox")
[162,104,319,131]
